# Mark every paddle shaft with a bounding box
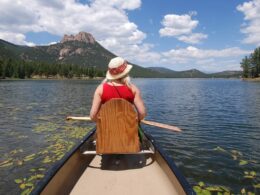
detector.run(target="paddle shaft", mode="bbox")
[66,116,181,132]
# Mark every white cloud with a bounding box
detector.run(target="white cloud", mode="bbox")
[192,59,242,72]
[45,42,58,46]
[178,33,208,44]
[0,0,148,59]
[160,46,251,71]
[0,31,35,46]
[99,39,161,64]
[159,13,207,44]
[92,0,141,10]
[162,46,250,60]
[159,14,198,36]
[237,0,260,46]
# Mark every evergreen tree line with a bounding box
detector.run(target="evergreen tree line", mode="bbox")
[0,58,105,79]
[240,47,260,78]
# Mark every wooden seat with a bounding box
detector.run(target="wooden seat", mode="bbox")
[96,99,140,154]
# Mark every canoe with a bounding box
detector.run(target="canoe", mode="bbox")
[32,128,195,195]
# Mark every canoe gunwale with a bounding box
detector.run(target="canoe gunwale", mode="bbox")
[143,130,195,195]
[31,128,96,195]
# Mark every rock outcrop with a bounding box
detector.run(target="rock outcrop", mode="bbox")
[61,32,95,44]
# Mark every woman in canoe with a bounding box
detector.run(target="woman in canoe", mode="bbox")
[90,56,146,121]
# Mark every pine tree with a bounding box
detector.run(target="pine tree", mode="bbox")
[241,56,250,78]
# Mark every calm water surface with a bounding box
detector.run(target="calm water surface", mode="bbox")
[0,79,259,194]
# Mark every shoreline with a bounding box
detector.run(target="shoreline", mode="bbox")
[242,77,260,82]
[0,75,243,81]
[0,77,242,81]
[0,76,104,81]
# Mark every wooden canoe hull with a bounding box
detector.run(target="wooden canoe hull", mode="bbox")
[32,128,195,195]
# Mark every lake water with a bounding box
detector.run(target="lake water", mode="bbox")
[0,79,259,194]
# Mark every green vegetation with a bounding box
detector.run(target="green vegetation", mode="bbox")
[241,47,260,78]
[0,58,105,79]
[0,118,93,194]
[193,146,259,195]
[193,181,232,195]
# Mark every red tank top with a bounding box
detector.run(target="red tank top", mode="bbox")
[101,83,135,104]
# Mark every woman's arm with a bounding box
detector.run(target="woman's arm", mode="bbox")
[89,84,103,121]
[131,84,146,120]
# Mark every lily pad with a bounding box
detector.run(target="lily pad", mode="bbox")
[244,175,254,179]
[36,174,44,179]
[231,150,242,156]
[16,160,23,166]
[198,181,205,187]
[14,179,23,184]
[220,186,231,192]
[214,146,227,153]
[10,149,21,155]
[231,154,238,160]
[25,182,34,187]
[206,186,222,192]
[19,183,26,189]
[0,159,12,166]
[28,175,37,182]
[239,160,248,166]
[24,154,36,161]
[201,189,211,195]
[21,187,33,195]
[0,161,13,168]
[250,171,256,176]
[244,171,256,179]
[193,186,202,193]
[42,157,52,163]
[241,188,246,194]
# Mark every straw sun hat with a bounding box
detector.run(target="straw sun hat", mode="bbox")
[106,57,133,80]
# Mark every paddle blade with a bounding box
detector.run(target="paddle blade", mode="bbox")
[66,116,92,121]
[141,120,181,132]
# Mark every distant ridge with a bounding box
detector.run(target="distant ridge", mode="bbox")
[0,32,242,78]
[209,70,242,78]
[147,67,242,78]
[149,67,208,78]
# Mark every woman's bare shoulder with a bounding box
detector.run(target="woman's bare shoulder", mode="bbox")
[96,84,103,95]
[129,83,140,94]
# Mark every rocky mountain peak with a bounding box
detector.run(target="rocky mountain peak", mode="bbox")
[61,32,95,44]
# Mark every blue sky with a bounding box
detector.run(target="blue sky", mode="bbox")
[0,0,259,72]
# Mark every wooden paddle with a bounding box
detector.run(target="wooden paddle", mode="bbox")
[66,116,181,132]
[141,119,181,132]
